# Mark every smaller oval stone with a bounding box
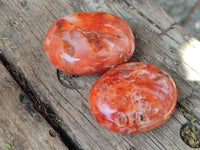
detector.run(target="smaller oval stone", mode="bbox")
[89,62,177,134]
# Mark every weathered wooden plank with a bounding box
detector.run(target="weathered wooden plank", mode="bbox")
[0,0,200,149]
[0,61,68,150]
[126,0,175,30]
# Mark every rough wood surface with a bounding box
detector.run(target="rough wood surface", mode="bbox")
[0,61,68,150]
[0,0,200,149]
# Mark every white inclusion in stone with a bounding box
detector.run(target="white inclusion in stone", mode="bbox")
[149,73,157,80]
[119,127,132,133]
[64,15,80,23]
[138,69,149,75]
[103,38,116,49]
[60,53,80,63]
[137,100,152,112]
[99,103,117,121]
[154,108,160,113]
[104,24,121,32]
[45,38,51,47]
[154,78,169,94]
[62,30,91,55]
[119,52,123,58]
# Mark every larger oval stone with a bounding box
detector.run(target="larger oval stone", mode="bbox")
[89,62,177,134]
[44,12,135,75]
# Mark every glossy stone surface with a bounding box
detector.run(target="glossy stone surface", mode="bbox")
[89,62,177,134]
[44,12,135,75]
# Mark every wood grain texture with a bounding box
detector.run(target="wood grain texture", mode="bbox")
[0,0,200,149]
[0,61,68,150]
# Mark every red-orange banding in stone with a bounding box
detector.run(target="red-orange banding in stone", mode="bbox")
[89,62,177,134]
[44,12,135,75]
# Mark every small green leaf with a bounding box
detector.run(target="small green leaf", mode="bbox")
[11,21,19,27]
[178,107,184,112]
[191,132,196,141]
[192,126,199,134]
[0,37,8,40]
[149,131,154,135]
[180,44,185,48]
[133,9,138,13]
[171,24,178,28]
[144,132,149,136]
[172,61,181,65]
[12,23,18,27]
[4,142,12,149]
[17,30,21,35]
[60,77,70,85]
[56,117,62,123]
[191,117,196,123]
[19,17,23,21]
[192,126,196,133]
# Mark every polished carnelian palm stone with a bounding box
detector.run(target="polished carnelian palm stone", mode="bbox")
[44,12,135,75]
[89,62,177,134]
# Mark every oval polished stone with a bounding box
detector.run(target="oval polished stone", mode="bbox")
[44,12,135,75]
[89,62,177,134]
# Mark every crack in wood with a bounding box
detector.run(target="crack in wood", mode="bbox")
[19,93,42,122]
[0,49,79,150]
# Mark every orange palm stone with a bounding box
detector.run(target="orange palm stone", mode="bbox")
[44,12,135,75]
[89,62,177,134]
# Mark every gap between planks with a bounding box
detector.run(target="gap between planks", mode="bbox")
[0,50,78,150]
